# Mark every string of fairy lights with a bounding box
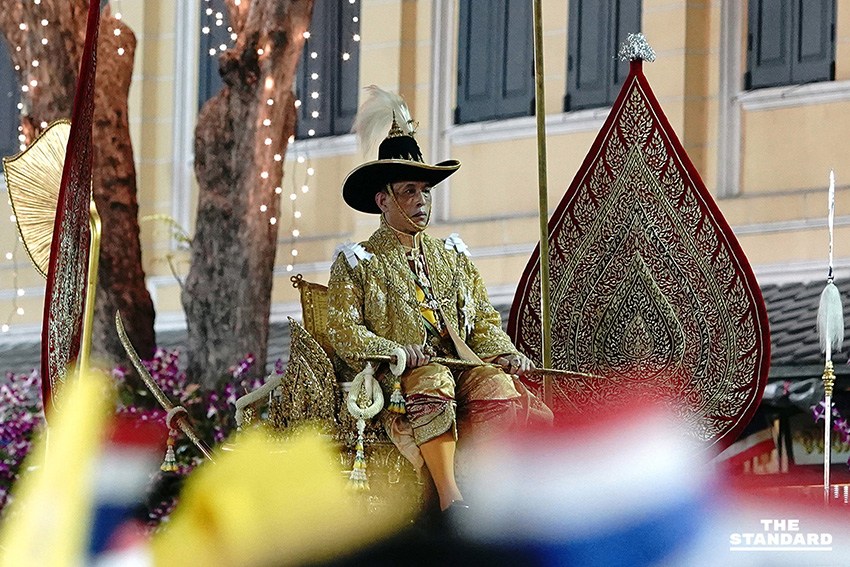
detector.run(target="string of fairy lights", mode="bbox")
[2,0,360,334]
[2,9,29,334]
[200,0,360,273]
[288,1,360,271]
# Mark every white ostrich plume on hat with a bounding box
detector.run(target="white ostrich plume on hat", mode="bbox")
[352,85,417,156]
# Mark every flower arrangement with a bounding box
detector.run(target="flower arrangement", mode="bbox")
[118,348,265,449]
[0,349,270,524]
[812,400,850,465]
[113,348,266,526]
[0,370,44,511]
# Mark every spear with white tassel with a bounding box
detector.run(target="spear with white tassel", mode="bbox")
[817,169,843,504]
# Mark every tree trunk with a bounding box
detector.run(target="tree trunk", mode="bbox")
[183,0,312,387]
[0,1,156,364]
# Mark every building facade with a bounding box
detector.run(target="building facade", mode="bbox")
[1,0,849,345]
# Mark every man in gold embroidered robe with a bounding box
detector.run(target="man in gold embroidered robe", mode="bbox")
[328,90,551,512]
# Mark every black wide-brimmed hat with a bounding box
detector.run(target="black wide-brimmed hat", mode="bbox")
[342,86,460,214]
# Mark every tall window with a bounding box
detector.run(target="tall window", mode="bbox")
[1,38,20,159]
[565,0,642,111]
[746,0,835,90]
[295,1,360,139]
[197,0,231,109]
[455,0,534,125]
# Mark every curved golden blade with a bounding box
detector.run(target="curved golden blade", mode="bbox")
[2,120,71,278]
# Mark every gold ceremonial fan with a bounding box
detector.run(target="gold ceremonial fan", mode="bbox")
[2,119,71,278]
[3,118,101,384]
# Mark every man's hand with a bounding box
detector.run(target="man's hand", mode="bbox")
[494,353,535,376]
[402,344,431,369]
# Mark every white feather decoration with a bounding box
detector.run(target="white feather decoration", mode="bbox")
[352,85,416,156]
[817,281,844,357]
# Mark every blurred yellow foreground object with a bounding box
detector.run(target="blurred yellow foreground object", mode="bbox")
[0,370,112,566]
[153,428,409,567]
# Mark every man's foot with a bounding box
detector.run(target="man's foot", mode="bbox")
[438,500,472,535]
[443,500,470,512]
[416,500,471,534]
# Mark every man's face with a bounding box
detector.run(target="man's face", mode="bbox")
[375,180,432,233]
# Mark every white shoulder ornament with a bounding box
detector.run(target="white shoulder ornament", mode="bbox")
[444,233,471,257]
[333,241,373,268]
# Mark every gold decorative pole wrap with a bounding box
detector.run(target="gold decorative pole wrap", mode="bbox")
[77,198,101,376]
[532,0,553,406]
[823,359,836,503]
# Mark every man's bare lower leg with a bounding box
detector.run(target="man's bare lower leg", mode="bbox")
[418,431,463,510]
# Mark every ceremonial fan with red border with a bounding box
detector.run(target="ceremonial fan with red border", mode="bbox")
[2,1,103,414]
[509,34,770,453]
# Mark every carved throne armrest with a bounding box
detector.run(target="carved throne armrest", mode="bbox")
[234,373,282,428]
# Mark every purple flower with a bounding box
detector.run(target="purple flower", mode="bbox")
[0,370,44,512]
[2,347,275,522]
[812,400,850,469]
[813,401,828,422]
[228,353,256,380]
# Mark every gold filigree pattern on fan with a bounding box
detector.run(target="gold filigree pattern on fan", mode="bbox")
[510,70,768,450]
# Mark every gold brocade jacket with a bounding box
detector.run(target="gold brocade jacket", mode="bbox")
[327,222,519,372]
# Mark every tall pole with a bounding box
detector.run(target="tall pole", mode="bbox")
[817,169,844,504]
[822,170,838,504]
[532,0,553,406]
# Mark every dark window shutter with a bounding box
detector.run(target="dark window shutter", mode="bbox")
[456,0,499,124]
[455,0,533,124]
[747,0,793,89]
[792,0,835,83]
[566,0,610,111]
[747,0,834,89]
[197,0,230,109]
[333,5,359,135]
[1,38,20,158]
[612,0,642,88]
[296,2,360,138]
[297,1,332,138]
[496,0,535,118]
[566,0,641,111]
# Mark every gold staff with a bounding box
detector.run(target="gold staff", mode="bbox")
[116,311,215,462]
[357,354,604,381]
[532,0,553,406]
